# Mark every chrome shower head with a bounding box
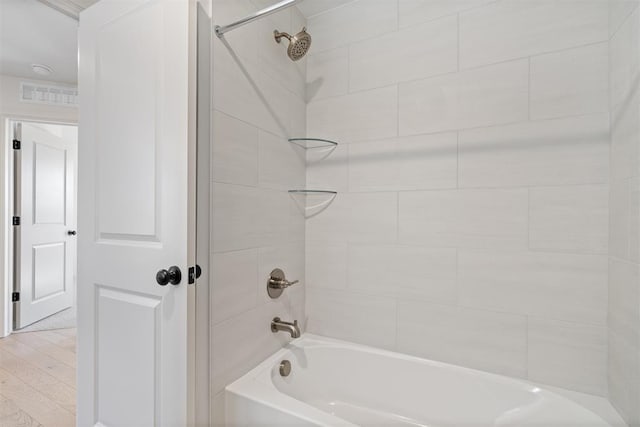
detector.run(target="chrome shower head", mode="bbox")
[274,27,312,61]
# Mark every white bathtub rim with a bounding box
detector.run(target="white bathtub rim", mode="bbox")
[225,333,626,427]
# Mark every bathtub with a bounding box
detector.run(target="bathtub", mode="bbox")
[226,334,624,426]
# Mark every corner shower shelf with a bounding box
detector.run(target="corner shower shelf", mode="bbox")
[288,190,337,195]
[288,138,338,149]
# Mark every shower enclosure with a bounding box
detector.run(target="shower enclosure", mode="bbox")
[208,0,640,425]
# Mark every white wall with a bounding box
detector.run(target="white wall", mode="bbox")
[0,74,77,337]
[608,1,640,425]
[305,0,610,396]
[209,1,307,424]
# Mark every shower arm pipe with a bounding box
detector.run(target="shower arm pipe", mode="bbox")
[214,0,301,37]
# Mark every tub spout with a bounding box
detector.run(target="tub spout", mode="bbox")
[271,317,301,338]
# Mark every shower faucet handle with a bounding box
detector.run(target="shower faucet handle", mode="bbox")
[267,268,299,298]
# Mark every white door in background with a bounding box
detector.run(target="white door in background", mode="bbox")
[15,122,77,329]
[78,0,196,426]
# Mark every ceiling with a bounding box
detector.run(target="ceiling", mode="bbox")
[0,0,80,84]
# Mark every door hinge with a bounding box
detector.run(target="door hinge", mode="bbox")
[188,265,202,285]
[12,216,20,226]
[12,139,20,150]
[11,292,19,302]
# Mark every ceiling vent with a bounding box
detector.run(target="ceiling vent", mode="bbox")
[20,82,78,107]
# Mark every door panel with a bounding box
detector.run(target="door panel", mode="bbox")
[34,143,67,224]
[78,0,196,425]
[16,122,76,329]
[96,286,160,426]
[95,3,160,239]
[32,243,66,300]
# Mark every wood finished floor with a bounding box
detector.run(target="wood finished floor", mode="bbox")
[0,329,76,427]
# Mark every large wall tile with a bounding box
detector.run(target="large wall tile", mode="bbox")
[306,47,348,102]
[458,114,610,188]
[398,189,528,249]
[212,0,259,64]
[349,16,458,92]
[529,185,609,254]
[610,8,640,108]
[306,288,397,349]
[213,44,297,138]
[212,45,264,128]
[306,242,348,290]
[211,249,258,325]
[459,251,608,325]
[397,301,528,377]
[257,189,304,247]
[212,110,259,186]
[528,318,607,396]
[212,183,260,252]
[608,331,640,426]
[530,43,609,120]
[258,130,305,190]
[348,244,457,304]
[399,60,529,135]
[307,0,398,53]
[609,0,639,38]
[398,0,494,29]
[308,86,398,143]
[306,144,348,193]
[609,179,631,260]
[611,90,640,184]
[348,132,457,192]
[306,192,398,243]
[608,258,640,352]
[296,0,353,19]
[459,0,608,69]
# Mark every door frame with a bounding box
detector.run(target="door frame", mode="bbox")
[1,116,78,337]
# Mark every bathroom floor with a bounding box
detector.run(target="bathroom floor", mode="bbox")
[0,329,76,427]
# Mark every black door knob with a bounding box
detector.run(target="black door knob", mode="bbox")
[67,230,77,236]
[156,266,182,286]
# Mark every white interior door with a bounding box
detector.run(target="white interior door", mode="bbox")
[15,122,77,329]
[78,0,196,425]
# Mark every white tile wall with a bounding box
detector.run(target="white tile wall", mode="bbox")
[458,114,610,188]
[212,110,258,186]
[306,287,397,349]
[211,249,259,324]
[610,7,639,108]
[398,0,494,29]
[306,192,398,243]
[459,0,608,69]
[528,318,608,396]
[210,0,307,421]
[530,43,609,120]
[307,85,398,143]
[349,16,458,92]
[529,185,609,254]
[348,244,457,304]
[305,0,613,398]
[348,133,457,192]
[306,47,348,101]
[398,189,529,249]
[608,5,640,424]
[399,59,529,135]
[306,0,398,53]
[458,251,608,325]
[396,301,528,377]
